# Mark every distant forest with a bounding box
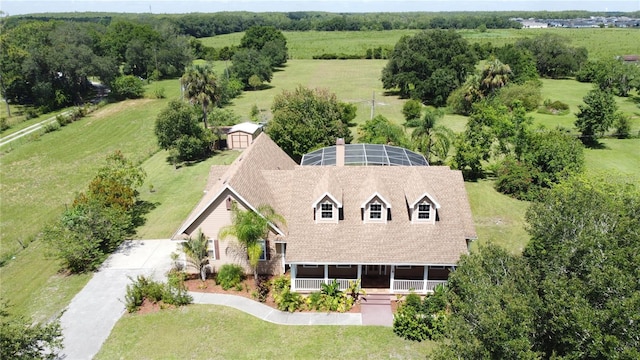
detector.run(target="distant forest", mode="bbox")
[5,10,640,36]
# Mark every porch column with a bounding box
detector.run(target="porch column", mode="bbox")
[357,264,362,282]
[324,264,329,284]
[291,264,297,292]
[422,265,429,293]
[390,265,395,292]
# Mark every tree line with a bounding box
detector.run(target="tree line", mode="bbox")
[4,11,525,36]
[8,10,640,37]
[0,18,192,112]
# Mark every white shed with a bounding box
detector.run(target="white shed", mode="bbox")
[226,122,263,150]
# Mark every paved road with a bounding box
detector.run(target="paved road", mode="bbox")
[59,240,177,360]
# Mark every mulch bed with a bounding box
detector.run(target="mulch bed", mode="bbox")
[184,275,362,314]
[136,275,404,315]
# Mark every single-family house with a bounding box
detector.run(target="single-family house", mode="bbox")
[174,133,477,294]
[226,122,263,150]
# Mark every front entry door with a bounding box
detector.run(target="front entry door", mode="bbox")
[365,265,387,275]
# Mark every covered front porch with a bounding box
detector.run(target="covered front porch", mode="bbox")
[290,264,450,294]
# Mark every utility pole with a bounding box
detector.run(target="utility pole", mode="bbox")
[370,91,375,120]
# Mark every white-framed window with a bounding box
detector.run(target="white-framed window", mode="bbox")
[417,202,431,220]
[335,265,352,268]
[207,239,216,259]
[369,202,382,219]
[396,265,412,270]
[258,239,267,261]
[303,264,318,268]
[321,201,333,219]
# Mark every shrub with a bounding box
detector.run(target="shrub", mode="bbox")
[495,81,542,112]
[43,121,60,133]
[254,276,270,303]
[111,75,145,100]
[124,274,192,313]
[271,275,291,295]
[274,289,304,312]
[0,117,9,131]
[614,114,631,139]
[495,157,537,201]
[154,87,166,99]
[56,114,72,126]
[306,291,323,310]
[539,99,570,115]
[216,264,245,290]
[393,288,448,342]
[25,108,38,119]
[402,99,423,122]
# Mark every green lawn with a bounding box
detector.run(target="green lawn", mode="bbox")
[201,28,640,61]
[465,180,530,254]
[95,305,434,360]
[212,59,406,133]
[0,95,166,319]
[585,138,640,179]
[135,149,239,239]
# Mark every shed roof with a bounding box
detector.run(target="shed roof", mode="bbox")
[228,122,262,135]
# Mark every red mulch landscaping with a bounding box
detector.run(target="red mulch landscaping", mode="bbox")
[185,275,362,314]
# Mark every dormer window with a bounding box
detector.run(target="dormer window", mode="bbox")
[417,202,430,219]
[321,202,334,219]
[369,202,382,219]
[313,192,341,223]
[408,192,440,224]
[361,193,391,223]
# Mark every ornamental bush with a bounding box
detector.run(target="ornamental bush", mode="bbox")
[216,264,245,290]
[393,286,448,342]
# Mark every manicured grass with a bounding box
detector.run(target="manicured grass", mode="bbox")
[533,79,593,131]
[584,138,640,180]
[95,305,434,359]
[135,150,239,239]
[465,180,530,254]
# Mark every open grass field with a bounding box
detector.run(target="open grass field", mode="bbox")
[215,59,406,132]
[201,28,640,60]
[95,305,434,359]
[0,89,170,319]
[134,150,239,239]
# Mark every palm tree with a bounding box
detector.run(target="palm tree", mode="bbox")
[218,203,285,285]
[480,59,512,96]
[181,229,209,281]
[181,64,220,129]
[411,108,455,165]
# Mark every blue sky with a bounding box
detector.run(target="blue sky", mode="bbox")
[1,1,639,15]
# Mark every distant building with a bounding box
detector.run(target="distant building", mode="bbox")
[520,20,548,28]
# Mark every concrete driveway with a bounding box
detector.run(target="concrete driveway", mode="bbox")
[59,240,177,360]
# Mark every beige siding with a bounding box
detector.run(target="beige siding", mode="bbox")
[184,189,283,276]
[228,132,252,150]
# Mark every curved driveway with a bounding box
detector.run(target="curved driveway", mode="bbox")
[59,240,177,360]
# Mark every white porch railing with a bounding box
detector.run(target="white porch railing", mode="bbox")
[294,278,357,291]
[294,278,324,291]
[392,279,447,293]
